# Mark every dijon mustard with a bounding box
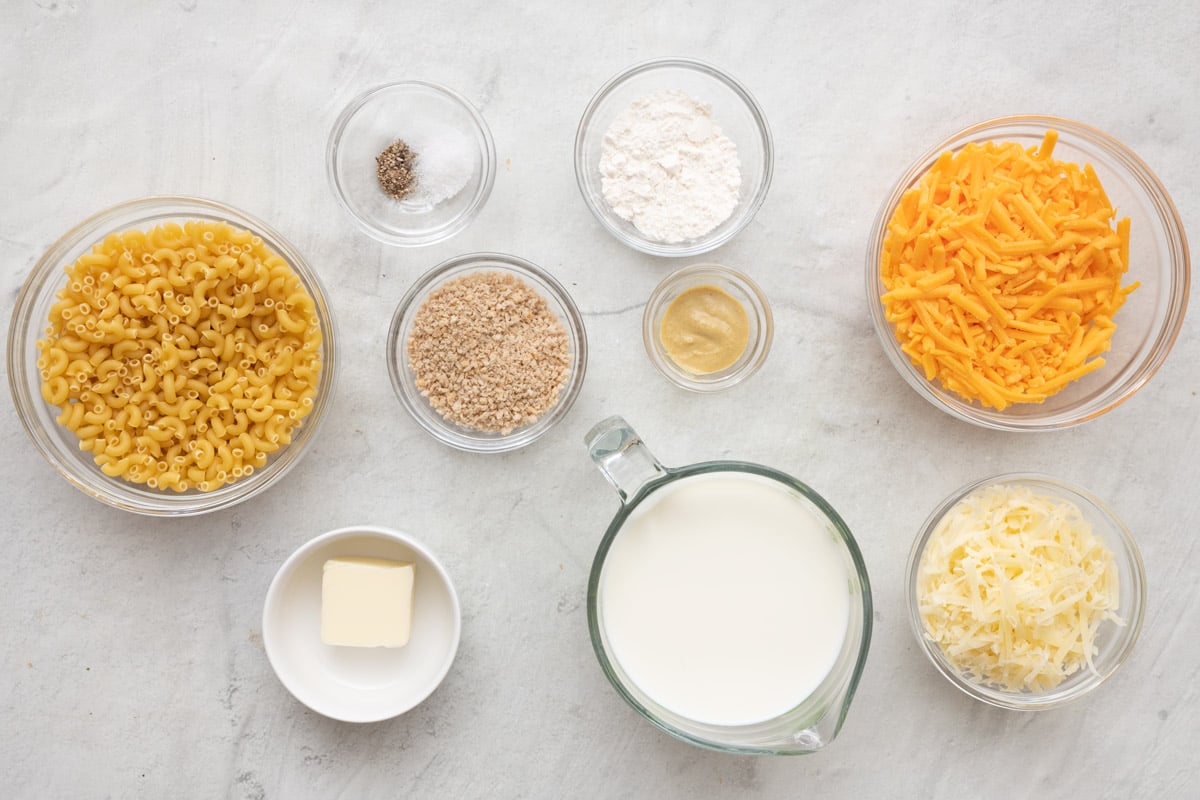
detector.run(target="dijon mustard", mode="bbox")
[659,285,749,374]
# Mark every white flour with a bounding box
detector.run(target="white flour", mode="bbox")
[599,89,741,243]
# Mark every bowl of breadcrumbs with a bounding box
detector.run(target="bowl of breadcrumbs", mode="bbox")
[387,253,588,452]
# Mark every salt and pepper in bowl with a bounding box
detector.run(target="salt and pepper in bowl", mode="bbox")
[327,80,496,247]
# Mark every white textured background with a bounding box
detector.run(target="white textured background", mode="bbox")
[2,1,1198,797]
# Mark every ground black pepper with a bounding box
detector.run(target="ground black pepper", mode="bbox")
[376,139,418,201]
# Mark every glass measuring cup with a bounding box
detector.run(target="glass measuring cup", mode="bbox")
[585,416,873,754]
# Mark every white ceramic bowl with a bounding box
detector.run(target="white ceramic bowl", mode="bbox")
[263,525,462,722]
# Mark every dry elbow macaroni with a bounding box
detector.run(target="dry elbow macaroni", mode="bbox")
[37,220,323,492]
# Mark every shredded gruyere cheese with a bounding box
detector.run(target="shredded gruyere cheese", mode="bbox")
[917,484,1123,692]
[881,131,1138,410]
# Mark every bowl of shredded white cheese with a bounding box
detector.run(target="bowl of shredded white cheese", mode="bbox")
[574,58,773,257]
[905,473,1146,709]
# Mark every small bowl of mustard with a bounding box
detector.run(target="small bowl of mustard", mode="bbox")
[642,263,772,392]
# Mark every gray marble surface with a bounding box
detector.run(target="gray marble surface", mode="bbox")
[2,1,1198,797]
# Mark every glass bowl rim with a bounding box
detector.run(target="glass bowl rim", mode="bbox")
[325,79,497,247]
[864,114,1191,431]
[6,195,338,516]
[386,251,588,453]
[903,471,1147,710]
[641,262,774,392]
[573,56,775,257]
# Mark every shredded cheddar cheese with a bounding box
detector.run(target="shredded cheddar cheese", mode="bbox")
[917,484,1123,692]
[880,131,1138,410]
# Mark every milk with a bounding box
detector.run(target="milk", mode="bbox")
[598,471,851,726]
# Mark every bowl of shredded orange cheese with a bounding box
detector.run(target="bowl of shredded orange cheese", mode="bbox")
[906,473,1145,709]
[867,116,1189,430]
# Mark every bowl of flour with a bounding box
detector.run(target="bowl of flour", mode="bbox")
[574,58,774,257]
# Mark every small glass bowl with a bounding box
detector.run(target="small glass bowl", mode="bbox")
[387,253,588,453]
[6,197,337,516]
[905,473,1146,710]
[327,81,496,247]
[574,58,774,257]
[866,116,1190,430]
[642,264,772,392]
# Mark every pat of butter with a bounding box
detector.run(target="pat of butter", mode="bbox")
[321,557,415,648]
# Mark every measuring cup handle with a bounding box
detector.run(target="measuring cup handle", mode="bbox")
[585,416,667,504]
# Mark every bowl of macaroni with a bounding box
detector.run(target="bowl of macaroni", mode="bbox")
[7,197,337,516]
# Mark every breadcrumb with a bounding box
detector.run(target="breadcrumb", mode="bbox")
[407,271,571,434]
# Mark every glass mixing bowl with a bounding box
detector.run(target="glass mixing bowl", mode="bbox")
[866,116,1189,430]
[906,473,1146,709]
[387,253,587,453]
[642,263,773,392]
[327,81,496,247]
[7,197,337,516]
[574,58,774,257]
